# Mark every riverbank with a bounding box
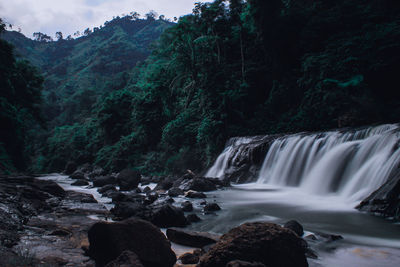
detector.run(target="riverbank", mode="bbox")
[1,173,400,266]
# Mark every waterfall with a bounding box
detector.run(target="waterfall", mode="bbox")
[206,137,254,178]
[206,124,400,202]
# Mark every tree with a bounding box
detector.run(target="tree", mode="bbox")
[33,32,53,42]
[84,28,92,36]
[130,11,140,20]
[145,10,158,20]
[0,18,5,33]
[55,31,63,41]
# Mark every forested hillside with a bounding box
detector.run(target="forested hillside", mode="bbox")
[3,15,173,127]
[1,0,400,175]
[0,19,44,172]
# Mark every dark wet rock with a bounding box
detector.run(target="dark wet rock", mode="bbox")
[112,192,144,203]
[284,220,304,236]
[117,168,141,191]
[72,179,89,186]
[46,197,61,207]
[93,176,116,188]
[70,171,86,180]
[155,176,175,191]
[150,204,188,228]
[88,218,176,267]
[168,187,184,197]
[105,250,144,267]
[207,136,280,183]
[34,179,66,198]
[185,191,207,199]
[65,191,98,204]
[207,177,231,188]
[65,161,77,175]
[98,184,117,194]
[111,202,147,219]
[77,163,93,174]
[187,214,202,223]
[166,197,175,204]
[50,228,71,237]
[198,222,308,267]
[357,169,400,220]
[0,209,22,247]
[204,203,221,212]
[166,228,219,248]
[135,187,142,193]
[81,196,98,203]
[313,232,343,242]
[142,186,151,193]
[89,166,107,178]
[179,252,199,264]
[226,260,266,267]
[181,201,193,212]
[181,178,217,192]
[305,248,318,259]
[144,192,159,205]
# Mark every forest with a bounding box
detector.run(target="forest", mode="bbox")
[1,0,400,175]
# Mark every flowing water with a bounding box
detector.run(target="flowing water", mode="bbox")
[200,124,400,266]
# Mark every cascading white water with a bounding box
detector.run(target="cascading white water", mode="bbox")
[207,124,400,202]
[205,137,254,178]
[257,124,400,201]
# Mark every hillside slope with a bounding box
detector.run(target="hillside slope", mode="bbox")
[3,17,173,125]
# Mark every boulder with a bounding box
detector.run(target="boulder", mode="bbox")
[105,250,144,267]
[357,169,400,220]
[98,184,117,194]
[166,228,219,248]
[181,201,193,212]
[168,187,184,197]
[88,219,176,267]
[76,163,93,174]
[65,161,77,175]
[182,178,217,192]
[117,168,141,191]
[111,202,147,220]
[33,179,66,198]
[283,220,304,236]
[89,166,107,178]
[70,171,85,180]
[226,260,266,267]
[179,252,199,264]
[93,176,116,187]
[204,203,221,212]
[71,179,89,186]
[144,192,159,205]
[185,191,207,199]
[198,222,308,267]
[142,186,151,193]
[150,204,188,228]
[155,176,175,191]
[187,214,202,223]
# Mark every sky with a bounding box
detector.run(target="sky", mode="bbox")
[0,0,199,38]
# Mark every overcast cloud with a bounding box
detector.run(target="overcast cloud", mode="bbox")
[0,0,198,38]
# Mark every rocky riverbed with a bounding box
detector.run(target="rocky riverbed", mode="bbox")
[1,165,400,267]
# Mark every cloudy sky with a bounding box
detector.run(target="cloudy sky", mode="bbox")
[0,0,199,38]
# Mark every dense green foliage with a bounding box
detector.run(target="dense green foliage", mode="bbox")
[0,19,44,172]
[2,0,400,175]
[3,17,173,127]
